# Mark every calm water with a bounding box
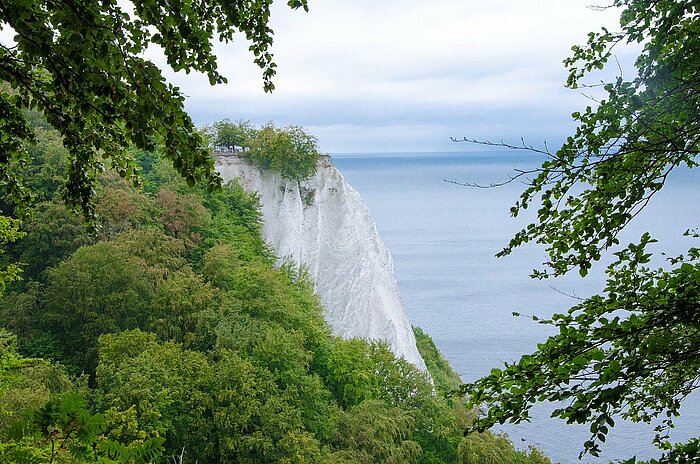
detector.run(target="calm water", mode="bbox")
[333,151,699,464]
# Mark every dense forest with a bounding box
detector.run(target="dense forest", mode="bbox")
[0,114,551,463]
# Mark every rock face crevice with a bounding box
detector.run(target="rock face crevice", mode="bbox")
[216,155,427,371]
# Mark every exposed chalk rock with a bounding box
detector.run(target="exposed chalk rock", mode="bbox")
[216,155,427,371]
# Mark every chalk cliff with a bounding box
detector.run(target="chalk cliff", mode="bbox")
[216,155,427,371]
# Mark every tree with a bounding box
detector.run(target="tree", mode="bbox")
[0,330,165,464]
[0,215,23,292]
[96,330,214,462]
[16,199,92,280]
[14,229,186,374]
[204,119,256,151]
[458,1,699,462]
[40,240,160,374]
[246,123,321,180]
[0,0,309,220]
[327,400,421,464]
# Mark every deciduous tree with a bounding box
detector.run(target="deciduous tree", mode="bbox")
[458,1,699,462]
[247,123,321,181]
[204,119,256,151]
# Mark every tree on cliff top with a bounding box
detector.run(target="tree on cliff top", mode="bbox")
[246,123,321,181]
[204,118,256,152]
[0,0,308,220]
[458,1,699,462]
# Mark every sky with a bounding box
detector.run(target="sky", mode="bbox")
[157,1,636,153]
[1,1,635,153]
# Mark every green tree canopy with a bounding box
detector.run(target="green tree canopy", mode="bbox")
[204,119,256,151]
[458,1,699,462]
[246,123,322,181]
[0,0,308,219]
[0,216,23,292]
[0,113,550,463]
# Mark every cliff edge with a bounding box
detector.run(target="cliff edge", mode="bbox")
[216,155,427,372]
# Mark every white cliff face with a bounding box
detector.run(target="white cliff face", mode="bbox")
[216,155,427,372]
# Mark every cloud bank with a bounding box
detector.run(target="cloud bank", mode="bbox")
[5,1,636,153]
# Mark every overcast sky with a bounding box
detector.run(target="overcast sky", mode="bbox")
[1,1,634,153]
[159,1,638,153]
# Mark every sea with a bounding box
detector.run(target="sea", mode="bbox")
[332,151,699,464]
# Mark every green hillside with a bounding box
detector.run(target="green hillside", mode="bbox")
[0,117,549,464]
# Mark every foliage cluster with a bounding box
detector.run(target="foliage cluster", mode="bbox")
[0,118,550,464]
[203,119,256,152]
[413,327,462,396]
[0,329,166,463]
[246,123,322,181]
[458,1,699,462]
[204,120,322,181]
